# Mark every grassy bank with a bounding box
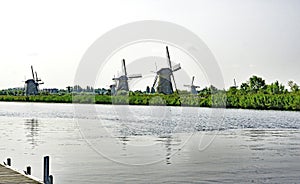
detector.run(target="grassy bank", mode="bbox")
[0,92,299,111]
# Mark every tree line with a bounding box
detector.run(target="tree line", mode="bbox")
[0,75,299,111]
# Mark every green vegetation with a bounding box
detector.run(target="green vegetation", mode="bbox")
[0,76,299,111]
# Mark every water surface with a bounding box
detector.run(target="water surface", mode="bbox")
[0,102,299,183]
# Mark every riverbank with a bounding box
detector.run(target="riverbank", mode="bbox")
[0,92,299,111]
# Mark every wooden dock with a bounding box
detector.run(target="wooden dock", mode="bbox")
[0,164,42,184]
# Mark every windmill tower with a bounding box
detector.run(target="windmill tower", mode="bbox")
[24,66,44,95]
[152,46,181,94]
[112,59,142,92]
[184,76,200,94]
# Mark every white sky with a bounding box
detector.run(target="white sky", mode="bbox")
[0,0,299,90]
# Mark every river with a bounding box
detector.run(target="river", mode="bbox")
[0,102,300,183]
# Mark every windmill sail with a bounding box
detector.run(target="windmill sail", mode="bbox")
[172,63,181,72]
[166,46,178,92]
[122,59,127,76]
[31,66,35,81]
[128,74,142,78]
[152,75,158,88]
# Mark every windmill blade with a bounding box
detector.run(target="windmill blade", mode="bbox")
[35,71,40,82]
[31,66,35,81]
[191,76,195,86]
[171,73,178,92]
[113,75,117,85]
[166,46,172,69]
[122,59,127,76]
[166,46,179,92]
[152,75,158,88]
[128,74,142,79]
[194,86,200,88]
[172,63,181,72]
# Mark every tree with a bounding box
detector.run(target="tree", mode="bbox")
[266,81,285,94]
[240,82,249,92]
[209,85,218,93]
[249,75,266,92]
[288,81,299,92]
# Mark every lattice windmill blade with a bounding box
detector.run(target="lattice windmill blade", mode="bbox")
[122,59,127,76]
[191,76,195,86]
[35,72,38,82]
[166,46,178,92]
[166,46,172,69]
[171,72,178,92]
[35,71,43,84]
[128,74,142,79]
[152,75,158,88]
[31,66,35,81]
[172,63,181,72]
[112,76,120,80]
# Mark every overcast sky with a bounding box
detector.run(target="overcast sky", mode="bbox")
[0,0,299,90]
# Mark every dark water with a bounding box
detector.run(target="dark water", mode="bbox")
[0,102,300,183]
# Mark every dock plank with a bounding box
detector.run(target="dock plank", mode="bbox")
[0,164,41,184]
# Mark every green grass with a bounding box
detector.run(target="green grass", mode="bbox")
[0,92,299,111]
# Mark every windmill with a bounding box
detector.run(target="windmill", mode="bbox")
[184,76,200,94]
[112,59,142,93]
[24,66,44,95]
[110,75,117,95]
[152,46,181,94]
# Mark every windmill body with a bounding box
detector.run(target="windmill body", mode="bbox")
[24,66,44,95]
[156,68,173,94]
[190,86,198,95]
[25,79,38,95]
[116,75,129,91]
[152,46,181,94]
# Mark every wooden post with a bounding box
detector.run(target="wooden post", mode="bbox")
[26,166,31,175]
[43,156,49,184]
[7,158,11,166]
[49,175,53,184]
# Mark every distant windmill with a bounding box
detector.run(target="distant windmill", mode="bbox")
[112,59,142,92]
[152,46,181,94]
[184,76,200,94]
[24,66,44,95]
[110,75,117,95]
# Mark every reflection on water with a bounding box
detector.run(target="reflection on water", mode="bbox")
[115,134,180,165]
[164,136,172,165]
[24,118,39,148]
